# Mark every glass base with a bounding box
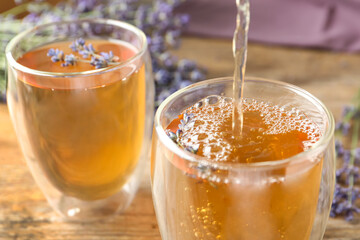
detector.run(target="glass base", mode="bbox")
[50,177,138,221]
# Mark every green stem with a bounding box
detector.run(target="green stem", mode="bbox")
[1,3,30,17]
[347,89,360,205]
[347,119,359,203]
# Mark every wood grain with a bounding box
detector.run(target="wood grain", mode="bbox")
[1,37,360,239]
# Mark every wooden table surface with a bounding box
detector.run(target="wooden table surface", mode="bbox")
[1,37,360,239]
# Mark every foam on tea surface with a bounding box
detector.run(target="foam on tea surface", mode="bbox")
[168,96,321,163]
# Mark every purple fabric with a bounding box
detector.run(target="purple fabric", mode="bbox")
[176,0,360,51]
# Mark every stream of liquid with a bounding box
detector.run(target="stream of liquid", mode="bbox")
[153,1,323,238]
[232,0,250,136]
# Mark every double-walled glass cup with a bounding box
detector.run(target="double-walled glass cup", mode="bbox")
[6,19,154,220]
[151,77,335,240]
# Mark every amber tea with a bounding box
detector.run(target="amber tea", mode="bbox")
[15,40,145,200]
[7,19,153,220]
[151,0,334,237]
[151,78,335,240]
[161,96,322,239]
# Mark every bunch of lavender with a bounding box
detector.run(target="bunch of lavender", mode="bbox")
[0,0,206,105]
[331,89,360,221]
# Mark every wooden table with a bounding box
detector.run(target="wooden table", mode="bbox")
[1,37,360,239]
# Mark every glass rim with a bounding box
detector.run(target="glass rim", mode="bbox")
[154,77,335,169]
[5,18,148,78]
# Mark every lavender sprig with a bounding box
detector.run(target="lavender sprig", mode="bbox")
[331,184,360,221]
[166,112,198,154]
[47,38,119,69]
[331,89,360,221]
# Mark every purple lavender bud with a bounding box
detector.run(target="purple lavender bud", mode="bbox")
[150,35,165,53]
[22,13,39,24]
[344,166,360,184]
[335,122,343,131]
[354,109,360,119]
[159,52,176,68]
[185,145,198,154]
[156,89,171,104]
[178,80,192,89]
[100,51,114,62]
[90,56,108,69]
[100,52,109,60]
[109,51,114,59]
[76,38,86,47]
[352,188,360,201]
[48,13,62,23]
[342,105,355,118]
[178,59,196,72]
[146,36,152,45]
[343,150,351,163]
[88,43,95,53]
[355,148,360,161]
[169,86,178,94]
[77,0,97,12]
[78,50,89,58]
[135,5,148,24]
[330,207,337,217]
[345,212,354,221]
[190,70,205,81]
[47,49,64,62]
[333,184,347,201]
[165,30,180,48]
[64,54,76,66]
[335,140,344,157]
[155,69,171,85]
[179,14,190,26]
[156,2,173,14]
[336,167,345,182]
[335,201,347,214]
[69,42,77,52]
[345,204,360,221]
[179,119,185,128]
[166,130,177,142]
[147,12,159,25]
[173,72,182,82]
[342,122,351,135]
[47,48,56,57]
[176,129,182,138]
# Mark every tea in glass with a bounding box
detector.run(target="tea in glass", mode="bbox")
[151,77,335,240]
[6,19,154,219]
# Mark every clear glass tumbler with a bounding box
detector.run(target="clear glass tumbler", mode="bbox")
[151,77,335,240]
[6,19,154,220]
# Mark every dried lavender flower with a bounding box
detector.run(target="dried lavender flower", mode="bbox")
[62,54,76,67]
[166,112,198,155]
[331,89,360,221]
[47,48,64,62]
[47,38,119,69]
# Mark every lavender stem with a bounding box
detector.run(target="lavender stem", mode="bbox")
[347,90,360,205]
[1,2,30,17]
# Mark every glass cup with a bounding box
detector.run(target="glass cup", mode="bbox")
[151,77,335,240]
[6,19,154,220]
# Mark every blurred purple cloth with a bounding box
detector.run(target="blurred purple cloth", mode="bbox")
[177,0,360,51]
